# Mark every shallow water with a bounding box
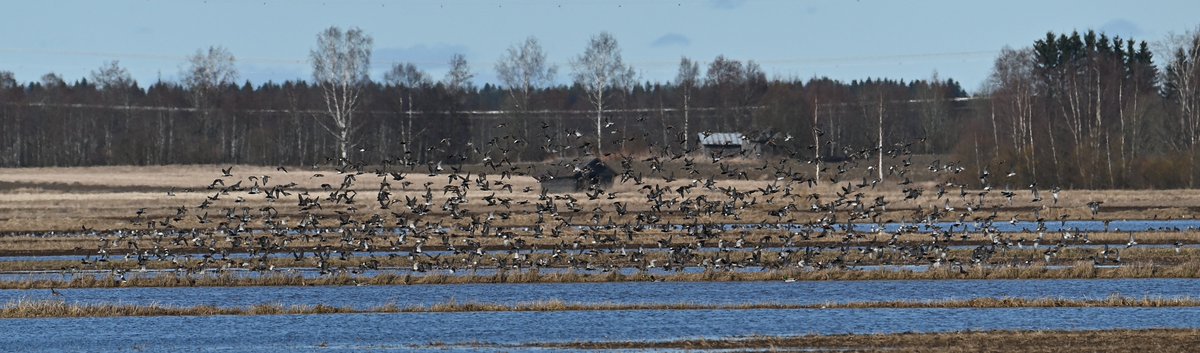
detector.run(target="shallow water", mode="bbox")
[4,279,1199,352]
[4,307,1199,352]
[5,220,1200,351]
[4,278,1197,309]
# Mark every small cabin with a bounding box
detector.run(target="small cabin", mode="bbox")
[538,158,615,193]
[698,132,746,155]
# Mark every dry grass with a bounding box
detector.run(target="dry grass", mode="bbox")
[2,164,1198,233]
[4,294,1194,318]
[2,227,1198,258]
[4,247,1200,273]
[824,294,1200,309]
[7,261,1200,289]
[0,299,355,318]
[420,295,1200,311]
[524,329,1200,352]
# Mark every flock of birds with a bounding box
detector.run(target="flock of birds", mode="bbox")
[21,129,1199,283]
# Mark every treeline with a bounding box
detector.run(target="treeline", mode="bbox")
[1,27,1199,189]
[0,64,967,167]
[972,29,1200,189]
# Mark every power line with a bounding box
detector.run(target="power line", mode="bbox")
[0,46,998,69]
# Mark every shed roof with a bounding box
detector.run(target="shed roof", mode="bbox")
[697,133,744,146]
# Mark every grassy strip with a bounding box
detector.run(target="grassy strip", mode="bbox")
[520,329,1200,352]
[6,248,1200,272]
[6,261,1200,289]
[3,295,1198,318]
[826,294,1200,309]
[1,230,1196,256]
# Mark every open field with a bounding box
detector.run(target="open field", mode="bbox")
[0,125,1193,353]
[3,162,1200,286]
[2,163,1198,234]
[519,329,1200,352]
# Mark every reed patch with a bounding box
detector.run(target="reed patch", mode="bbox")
[7,260,1200,289]
[3,294,1197,318]
[517,329,1200,352]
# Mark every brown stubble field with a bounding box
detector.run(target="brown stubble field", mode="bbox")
[1,164,1198,230]
[0,164,1195,219]
[0,164,1197,286]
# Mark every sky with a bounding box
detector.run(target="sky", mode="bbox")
[1,0,1196,93]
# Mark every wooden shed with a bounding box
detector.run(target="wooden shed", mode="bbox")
[697,132,746,155]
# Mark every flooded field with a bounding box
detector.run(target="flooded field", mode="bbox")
[0,278,1196,352]
[5,163,1200,351]
[4,278,1197,308]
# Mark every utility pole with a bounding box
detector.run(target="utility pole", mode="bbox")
[813,97,820,184]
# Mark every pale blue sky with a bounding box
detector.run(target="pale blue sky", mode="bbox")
[1,0,1196,93]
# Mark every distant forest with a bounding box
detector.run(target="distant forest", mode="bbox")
[1,27,1199,189]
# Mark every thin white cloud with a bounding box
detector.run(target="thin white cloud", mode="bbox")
[651,33,691,48]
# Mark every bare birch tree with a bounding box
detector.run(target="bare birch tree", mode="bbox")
[90,60,135,162]
[39,73,65,101]
[1163,26,1200,185]
[0,71,17,90]
[675,57,699,152]
[385,63,431,88]
[91,60,134,104]
[917,71,948,153]
[182,46,238,108]
[986,47,1038,178]
[384,62,431,157]
[182,46,238,161]
[495,37,555,112]
[444,54,474,150]
[0,71,16,164]
[571,31,634,155]
[495,37,555,159]
[444,53,474,94]
[706,55,743,130]
[310,26,373,160]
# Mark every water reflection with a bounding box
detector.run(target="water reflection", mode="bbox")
[4,307,1199,352]
[2,278,1196,309]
